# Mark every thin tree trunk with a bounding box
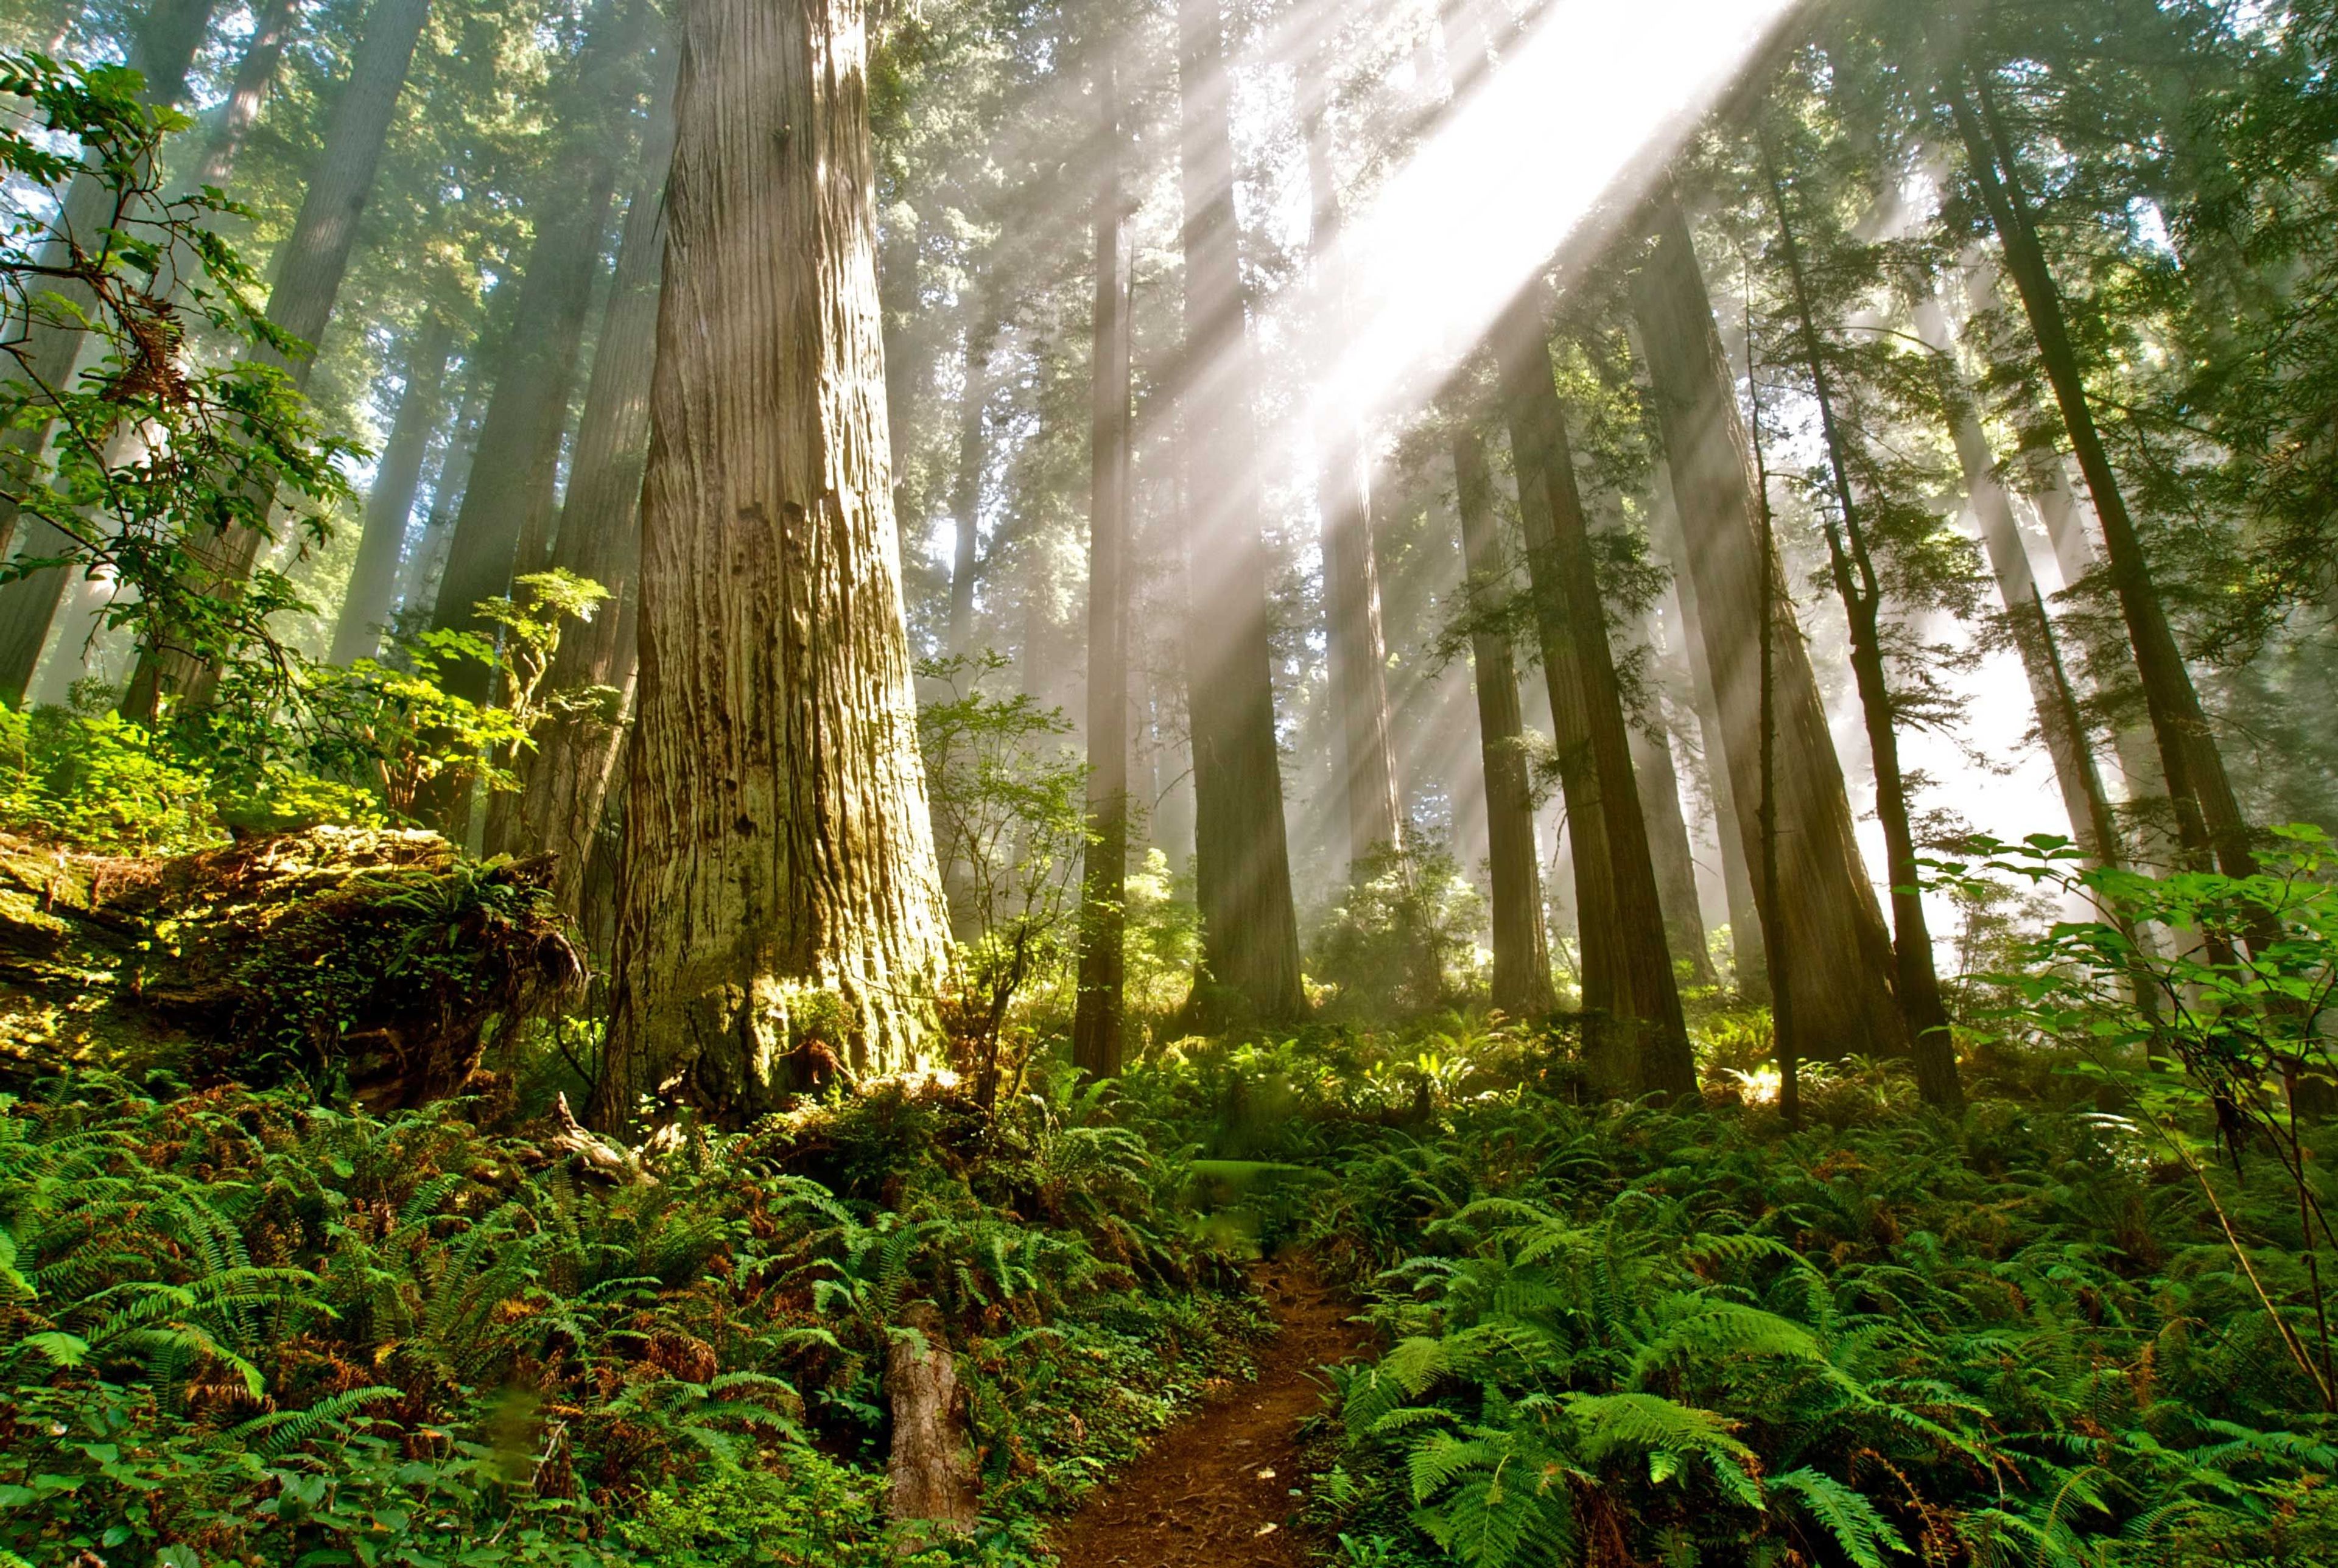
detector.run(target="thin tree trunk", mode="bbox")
[194,0,303,189]
[329,318,452,665]
[1072,45,1131,1078]
[493,43,678,901]
[1631,706,1717,987]
[946,304,999,654]
[1949,77,2255,880]
[1492,287,1693,1099]
[1629,186,1905,1061]
[1760,142,1959,1110]
[1173,0,1305,1027]
[594,0,952,1129]
[392,355,490,621]
[121,0,432,717]
[1301,44,1401,869]
[1452,425,1557,1017]
[1749,341,1800,1125]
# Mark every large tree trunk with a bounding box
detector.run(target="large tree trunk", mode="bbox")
[122,0,433,718]
[329,319,453,666]
[944,305,999,654]
[1301,46,1401,870]
[592,0,952,1130]
[1761,147,1959,1110]
[1452,425,1557,1018]
[1948,80,2255,881]
[1629,188,1904,1062]
[1072,47,1132,1079]
[1492,289,1693,1099]
[490,44,678,900]
[1174,0,1305,1027]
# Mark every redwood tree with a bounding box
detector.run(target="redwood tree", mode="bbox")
[594,0,952,1129]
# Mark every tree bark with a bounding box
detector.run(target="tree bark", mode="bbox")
[1301,44,1401,869]
[1492,287,1693,1099]
[1174,0,1305,1027]
[1629,187,1904,1061]
[490,43,678,902]
[1452,425,1557,1017]
[593,0,952,1129]
[122,0,433,716]
[1631,702,1716,987]
[329,318,452,665]
[1949,77,2255,880]
[1760,142,1959,1110]
[194,0,304,190]
[1072,46,1131,1079]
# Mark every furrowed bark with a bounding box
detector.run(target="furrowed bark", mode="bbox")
[1173,0,1305,1027]
[1629,186,1904,1061]
[1452,425,1558,1018]
[594,0,952,1128]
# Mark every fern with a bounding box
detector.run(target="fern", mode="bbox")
[1769,1468,1905,1568]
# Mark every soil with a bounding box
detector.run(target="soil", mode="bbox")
[1045,1259,1369,1567]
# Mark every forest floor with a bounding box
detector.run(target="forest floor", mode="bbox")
[1044,1259,1367,1567]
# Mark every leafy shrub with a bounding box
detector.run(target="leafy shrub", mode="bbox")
[1311,842,1489,1021]
[0,698,216,852]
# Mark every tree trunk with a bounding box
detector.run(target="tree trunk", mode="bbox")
[1760,146,1959,1110]
[391,355,490,622]
[491,43,678,903]
[593,0,952,1129]
[194,0,303,189]
[1648,458,1767,998]
[1631,705,1716,987]
[1174,0,1305,1027]
[329,318,453,665]
[1492,287,1693,1099]
[1948,78,2255,880]
[1629,187,1905,1061]
[1301,44,1401,869]
[1452,425,1557,1017]
[1072,46,1131,1079]
[945,305,999,654]
[121,0,432,716]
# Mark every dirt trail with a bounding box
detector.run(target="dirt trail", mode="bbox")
[1046,1261,1367,1567]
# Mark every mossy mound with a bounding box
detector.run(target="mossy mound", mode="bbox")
[0,826,580,1104]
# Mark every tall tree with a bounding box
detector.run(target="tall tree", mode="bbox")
[194,0,304,189]
[1173,0,1305,1025]
[1072,41,1131,1079]
[1758,137,1960,1109]
[1946,71,2259,882]
[328,317,452,665]
[594,0,952,1129]
[1301,41,1402,869]
[1630,187,1906,1061]
[122,0,435,717]
[1492,289,1694,1097]
[945,303,999,654]
[426,0,643,713]
[497,43,678,905]
[1451,424,1558,1017]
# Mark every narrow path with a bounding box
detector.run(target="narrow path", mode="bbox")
[1046,1260,1367,1567]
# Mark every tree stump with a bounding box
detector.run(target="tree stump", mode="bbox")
[885,1300,977,1541]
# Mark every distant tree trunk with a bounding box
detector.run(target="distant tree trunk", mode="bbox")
[594,0,952,1129]
[392,357,490,621]
[329,319,453,665]
[1761,143,1959,1110]
[1631,707,1716,987]
[122,0,433,718]
[1949,79,2255,881]
[1492,287,1693,1099]
[1648,390,1767,998]
[491,44,678,892]
[1452,425,1557,1017]
[1301,46,1401,869]
[878,198,925,522]
[0,0,217,614]
[946,305,999,654]
[1174,0,1305,1026]
[195,0,304,189]
[1072,46,1131,1079]
[1629,186,1905,1061]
